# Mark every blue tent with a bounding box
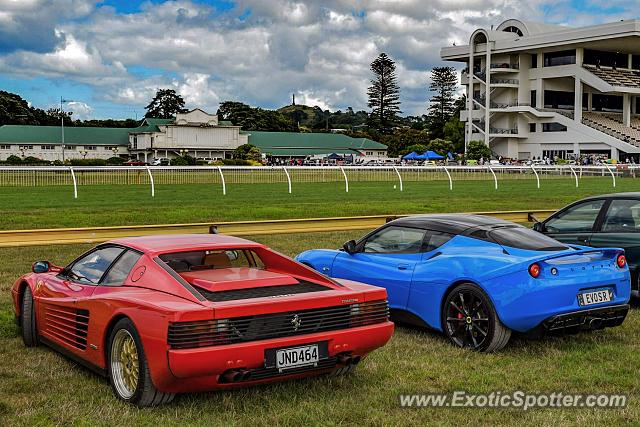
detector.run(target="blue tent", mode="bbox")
[416,151,445,160]
[403,152,419,160]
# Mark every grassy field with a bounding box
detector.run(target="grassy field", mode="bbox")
[1,232,639,426]
[0,177,636,230]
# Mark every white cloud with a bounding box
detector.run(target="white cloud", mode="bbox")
[66,101,93,119]
[0,0,635,118]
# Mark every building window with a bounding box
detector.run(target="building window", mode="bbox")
[19,145,33,150]
[531,90,537,108]
[543,50,576,67]
[0,145,10,150]
[529,123,536,133]
[531,54,537,68]
[66,146,76,150]
[41,145,55,150]
[366,151,373,155]
[542,123,567,132]
[85,146,97,150]
[584,49,629,69]
[544,90,575,110]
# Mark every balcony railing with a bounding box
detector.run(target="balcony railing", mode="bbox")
[490,78,519,85]
[490,62,519,70]
[489,127,519,135]
[490,101,531,109]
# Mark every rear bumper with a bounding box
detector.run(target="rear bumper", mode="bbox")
[154,321,394,393]
[539,304,629,333]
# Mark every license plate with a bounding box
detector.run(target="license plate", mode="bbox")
[578,289,613,306]
[275,344,319,370]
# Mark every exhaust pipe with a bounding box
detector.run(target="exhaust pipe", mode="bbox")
[240,370,252,381]
[350,355,361,366]
[589,318,604,330]
[221,370,242,383]
[337,353,352,365]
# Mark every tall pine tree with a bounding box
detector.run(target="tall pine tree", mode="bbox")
[427,66,458,138]
[367,53,401,130]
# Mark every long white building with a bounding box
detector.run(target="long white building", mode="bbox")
[441,18,640,161]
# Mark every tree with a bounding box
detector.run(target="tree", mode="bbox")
[234,143,262,161]
[218,101,296,132]
[427,138,455,156]
[443,117,465,153]
[403,144,428,156]
[5,155,22,165]
[145,89,187,118]
[379,128,430,158]
[367,53,401,130]
[466,140,492,161]
[427,66,458,138]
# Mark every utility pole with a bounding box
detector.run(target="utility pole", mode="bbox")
[61,96,65,162]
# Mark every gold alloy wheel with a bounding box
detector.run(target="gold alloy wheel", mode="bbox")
[111,329,139,399]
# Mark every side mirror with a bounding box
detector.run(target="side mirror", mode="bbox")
[533,222,546,233]
[342,240,358,255]
[32,261,50,274]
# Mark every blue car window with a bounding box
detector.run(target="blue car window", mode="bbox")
[363,226,426,254]
[490,227,568,251]
[545,200,605,233]
[423,231,453,252]
[602,199,640,232]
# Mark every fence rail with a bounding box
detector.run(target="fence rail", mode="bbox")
[0,210,555,248]
[0,165,632,197]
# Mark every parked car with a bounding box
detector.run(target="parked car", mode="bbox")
[297,215,630,352]
[533,192,640,297]
[122,160,146,166]
[12,234,393,406]
[151,157,169,166]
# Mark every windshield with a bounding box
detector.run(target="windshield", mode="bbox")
[489,226,569,251]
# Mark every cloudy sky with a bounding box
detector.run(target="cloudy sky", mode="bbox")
[0,0,636,119]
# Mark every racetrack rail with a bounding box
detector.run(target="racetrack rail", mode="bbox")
[0,210,555,248]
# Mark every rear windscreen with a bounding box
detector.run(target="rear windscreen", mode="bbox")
[489,227,568,251]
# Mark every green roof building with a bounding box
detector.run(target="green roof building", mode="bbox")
[0,109,388,162]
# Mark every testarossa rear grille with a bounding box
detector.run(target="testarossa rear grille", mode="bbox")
[193,280,331,302]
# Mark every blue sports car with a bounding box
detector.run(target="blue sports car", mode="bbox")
[296,215,631,352]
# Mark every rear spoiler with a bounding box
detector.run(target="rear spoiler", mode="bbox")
[530,247,624,265]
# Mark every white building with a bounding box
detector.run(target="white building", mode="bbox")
[129,109,248,161]
[441,18,640,161]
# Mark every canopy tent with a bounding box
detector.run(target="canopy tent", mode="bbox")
[416,151,445,160]
[403,152,419,160]
[327,152,344,160]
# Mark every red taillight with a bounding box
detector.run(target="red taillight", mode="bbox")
[616,254,627,268]
[528,263,541,278]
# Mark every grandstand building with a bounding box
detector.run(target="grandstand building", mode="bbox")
[441,19,640,161]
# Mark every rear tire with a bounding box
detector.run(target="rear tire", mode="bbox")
[107,318,175,406]
[442,283,511,352]
[20,286,39,347]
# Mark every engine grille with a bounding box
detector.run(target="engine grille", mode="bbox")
[168,300,389,349]
[194,280,330,302]
[43,306,90,350]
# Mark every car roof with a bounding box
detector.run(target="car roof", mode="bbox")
[109,234,264,254]
[388,214,516,235]
[580,192,640,200]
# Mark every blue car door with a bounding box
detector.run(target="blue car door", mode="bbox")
[332,225,427,309]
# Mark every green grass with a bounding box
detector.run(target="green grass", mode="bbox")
[1,233,639,426]
[0,177,635,230]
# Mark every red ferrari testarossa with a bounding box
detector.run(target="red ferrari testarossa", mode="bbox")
[11,234,393,406]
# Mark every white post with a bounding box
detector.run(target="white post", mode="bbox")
[530,164,540,189]
[392,166,403,191]
[217,166,226,195]
[487,165,498,190]
[604,164,616,188]
[283,166,292,194]
[442,165,453,190]
[340,166,349,193]
[569,165,579,188]
[145,166,155,197]
[68,166,77,199]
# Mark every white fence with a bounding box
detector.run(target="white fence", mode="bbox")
[0,165,632,199]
